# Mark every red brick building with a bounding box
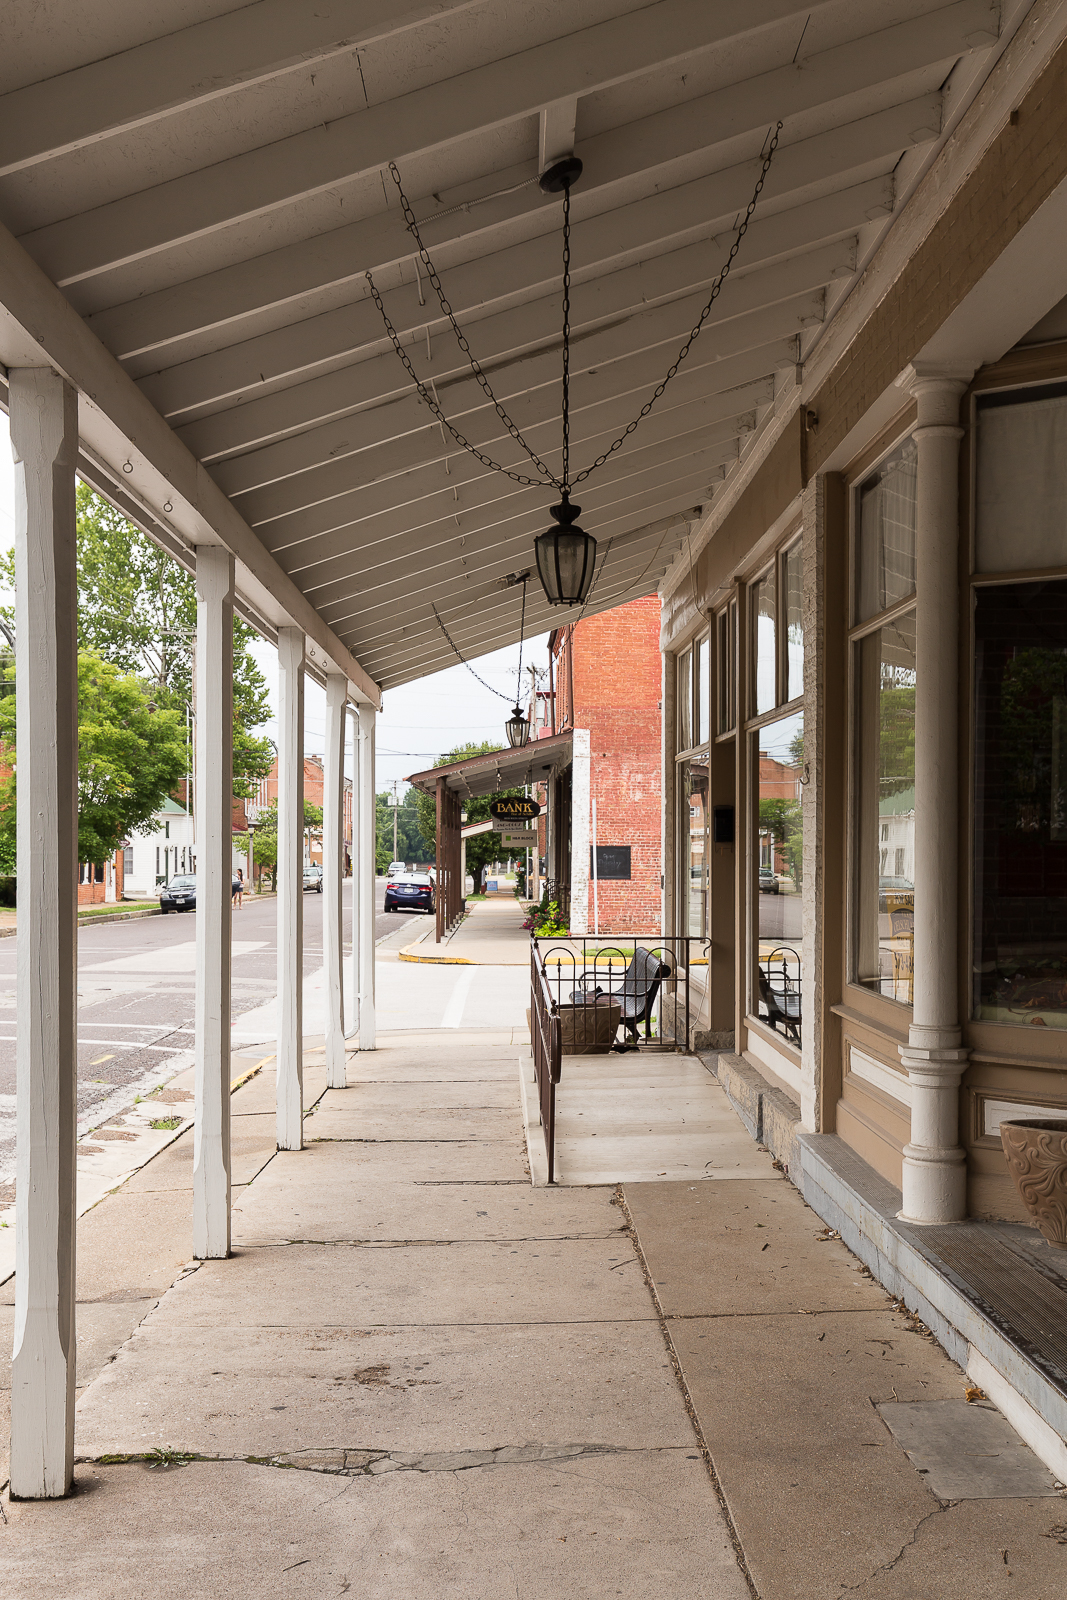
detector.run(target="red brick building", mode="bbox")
[544,595,662,934]
[247,754,353,868]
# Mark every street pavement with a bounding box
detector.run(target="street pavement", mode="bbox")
[0,879,429,1200]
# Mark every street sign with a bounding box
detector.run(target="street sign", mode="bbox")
[494,827,538,846]
[489,797,540,822]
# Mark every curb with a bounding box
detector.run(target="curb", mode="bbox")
[0,905,165,939]
[398,923,474,965]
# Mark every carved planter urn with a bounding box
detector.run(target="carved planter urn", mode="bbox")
[1000,1120,1067,1248]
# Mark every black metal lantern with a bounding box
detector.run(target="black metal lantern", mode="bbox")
[534,497,597,606]
[505,705,531,748]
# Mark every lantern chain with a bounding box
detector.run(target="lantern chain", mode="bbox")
[431,603,516,702]
[515,574,528,704]
[371,125,783,495]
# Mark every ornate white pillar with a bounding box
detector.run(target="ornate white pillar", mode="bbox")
[192,545,235,1260]
[899,364,972,1224]
[9,368,78,1499]
[358,706,376,1050]
[277,627,304,1148]
[324,673,347,1088]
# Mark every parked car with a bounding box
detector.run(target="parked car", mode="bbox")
[303,865,323,892]
[160,874,197,913]
[387,860,406,876]
[383,872,435,914]
[758,866,779,895]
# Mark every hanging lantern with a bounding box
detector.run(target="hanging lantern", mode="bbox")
[534,497,597,606]
[505,705,531,748]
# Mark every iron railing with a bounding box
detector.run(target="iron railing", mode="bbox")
[529,941,561,1183]
[529,934,708,1183]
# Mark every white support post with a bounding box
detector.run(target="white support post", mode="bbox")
[277,627,305,1148]
[192,545,235,1260]
[898,364,972,1225]
[358,706,376,1050]
[570,728,591,935]
[9,368,78,1500]
[345,706,360,1041]
[324,673,347,1088]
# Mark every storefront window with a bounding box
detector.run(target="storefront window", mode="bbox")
[718,602,737,733]
[976,388,1067,572]
[754,711,803,1044]
[754,569,776,714]
[682,759,709,937]
[784,541,803,700]
[974,579,1067,1027]
[696,634,710,746]
[856,438,917,623]
[853,613,916,1003]
[678,650,691,750]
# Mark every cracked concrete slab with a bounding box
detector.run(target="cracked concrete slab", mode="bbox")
[300,1137,529,1182]
[225,1063,328,1117]
[122,1116,279,1192]
[309,1101,524,1143]
[669,1308,967,1598]
[232,1148,623,1244]
[840,1495,1067,1596]
[1,1451,751,1600]
[626,1178,892,1316]
[73,1318,692,1459]
[1,1298,156,1392]
[877,1399,1060,1499]
[114,1238,654,1331]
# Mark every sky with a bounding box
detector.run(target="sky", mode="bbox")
[0,409,547,795]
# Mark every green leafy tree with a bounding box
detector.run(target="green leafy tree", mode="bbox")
[376,787,429,873]
[0,485,273,799]
[247,797,324,890]
[0,654,188,864]
[412,741,527,895]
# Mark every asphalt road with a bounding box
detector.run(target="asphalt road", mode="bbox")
[0,878,433,1197]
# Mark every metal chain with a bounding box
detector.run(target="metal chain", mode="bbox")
[366,272,551,488]
[570,122,783,484]
[370,123,782,498]
[431,602,515,701]
[387,163,560,486]
[515,574,528,704]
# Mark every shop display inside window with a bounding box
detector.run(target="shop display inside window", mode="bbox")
[856,438,917,623]
[683,759,709,939]
[754,711,804,1044]
[854,614,916,1004]
[974,579,1067,1028]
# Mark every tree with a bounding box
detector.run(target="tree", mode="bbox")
[412,741,527,895]
[0,654,188,865]
[0,484,274,798]
[248,797,324,890]
[375,787,427,872]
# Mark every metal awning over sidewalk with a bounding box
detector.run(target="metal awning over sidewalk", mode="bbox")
[406,731,573,798]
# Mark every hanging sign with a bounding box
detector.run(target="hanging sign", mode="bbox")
[496,829,539,847]
[489,797,540,821]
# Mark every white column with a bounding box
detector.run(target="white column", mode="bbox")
[324,673,347,1088]
[570,728,591,934]
[899,365,972,1225]
[358,706,376,1049]
[192,545,235,1260]
[9,368,78,1500]
[277,628,304,1148]
[345,706,360,1041]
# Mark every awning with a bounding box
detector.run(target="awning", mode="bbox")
[407,732,573,798]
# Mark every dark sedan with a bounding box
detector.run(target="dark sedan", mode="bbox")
[384,872,436,914]
[160,873,197,913]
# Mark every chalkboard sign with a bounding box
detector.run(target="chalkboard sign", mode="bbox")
[591,845,631,880]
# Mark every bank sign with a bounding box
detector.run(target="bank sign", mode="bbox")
[489,797,540,821]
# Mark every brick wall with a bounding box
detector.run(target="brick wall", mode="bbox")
[553,595,663,933]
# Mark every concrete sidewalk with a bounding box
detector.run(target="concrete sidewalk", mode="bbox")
[3,1021,1064,1596]
[400,893,531,964]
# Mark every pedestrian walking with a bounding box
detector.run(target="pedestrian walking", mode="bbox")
[232,869,243,909]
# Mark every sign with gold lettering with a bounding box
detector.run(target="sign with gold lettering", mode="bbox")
[489,797,540,821]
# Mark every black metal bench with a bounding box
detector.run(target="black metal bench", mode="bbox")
[570,945,672,1046]
[758,945,801,1045]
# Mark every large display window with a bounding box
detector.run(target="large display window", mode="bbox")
[753,711,804,1045]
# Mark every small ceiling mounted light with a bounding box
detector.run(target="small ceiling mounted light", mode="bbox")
[505,706,531,748]
[538,155,583,195]
[534,496,597,606]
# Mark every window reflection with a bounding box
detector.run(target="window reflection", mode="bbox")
[857,438,917,623]
[755,712,803,1044]
[696,634,710,746]
[784,541,803,700]
[754,569,776,713]
[854,614,916,1003]
[683,759,708,938]
[678,650,691,751]
[974,580,1067,1027]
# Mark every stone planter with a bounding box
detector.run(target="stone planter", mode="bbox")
[1000,1120,1067,1248]
[558,997,622,1056]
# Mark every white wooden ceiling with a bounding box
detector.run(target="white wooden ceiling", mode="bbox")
[0,0,1010,689]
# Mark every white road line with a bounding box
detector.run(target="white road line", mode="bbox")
[440,967,477,1029]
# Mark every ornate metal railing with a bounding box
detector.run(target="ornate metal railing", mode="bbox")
[529,942,561,1183]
